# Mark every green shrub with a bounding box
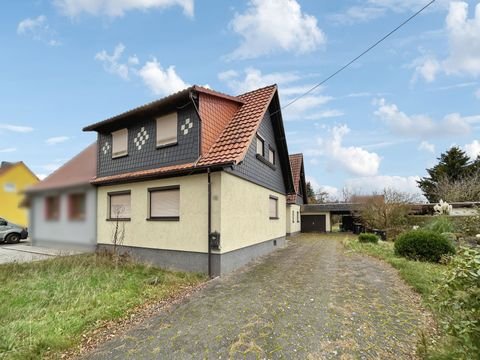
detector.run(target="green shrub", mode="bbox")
[424,216,454,234]
[358,233,379,243]
[432,247,480,357]
[394,230,455,262]
[455,211,480,236]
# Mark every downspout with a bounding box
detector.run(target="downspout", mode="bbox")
[207,167,212,278]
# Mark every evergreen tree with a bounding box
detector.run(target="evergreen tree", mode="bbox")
[306,181,317,204]
[418,147,475,202]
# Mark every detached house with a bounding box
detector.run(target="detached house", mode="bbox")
[83,84,297,276]
[287,154,307,235]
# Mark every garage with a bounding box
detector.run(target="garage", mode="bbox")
[301,215,326,233]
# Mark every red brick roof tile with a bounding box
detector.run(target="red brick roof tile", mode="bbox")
[287,153,304,204]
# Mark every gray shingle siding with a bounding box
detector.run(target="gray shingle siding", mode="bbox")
[97,105,199,178]
[227,110,286,194]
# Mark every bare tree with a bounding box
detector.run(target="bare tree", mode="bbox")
[358,188,419,239]
[433,171,480,202]
[111,206,126,265]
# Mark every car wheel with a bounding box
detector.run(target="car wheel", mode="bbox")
[5,233,20,244]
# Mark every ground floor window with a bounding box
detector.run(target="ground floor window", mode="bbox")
[292,210,294,223]
[297,211,300,223]
[148,186,180,221]
[108,191,131,220]
[269,196,278,219]
[45,196,60,220]
[69,193,86,220]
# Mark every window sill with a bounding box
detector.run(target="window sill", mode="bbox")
[112,153,128,159]
[269,217,279,220]
[106,218,131,222]
[69,218,86,222]
[256,154,276,170]
[147,217,180,221]
[156,142,178,150]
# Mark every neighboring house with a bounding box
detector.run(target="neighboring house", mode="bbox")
[26,143,97,250]
[83,84,295,276]
[0,161,38,226]
[286,154,307,235]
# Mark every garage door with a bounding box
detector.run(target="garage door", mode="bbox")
[301,215,326,233]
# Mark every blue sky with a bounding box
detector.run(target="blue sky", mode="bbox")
[1,0,479,199]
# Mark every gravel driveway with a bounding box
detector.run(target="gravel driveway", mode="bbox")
[82,234,429,359]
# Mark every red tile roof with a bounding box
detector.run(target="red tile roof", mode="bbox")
[27,143,97,192]
[89,85,279,185]
[287,153,304,204]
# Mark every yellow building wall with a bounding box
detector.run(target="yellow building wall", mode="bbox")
[0,164,38,226]
[97,173,210,253]
[286,204,301,234]
[218,172,286,253]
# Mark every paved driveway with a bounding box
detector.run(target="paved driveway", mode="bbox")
[83,234,428,359]
[0,242,83,264]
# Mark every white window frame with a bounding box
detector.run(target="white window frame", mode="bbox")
[156,113,178,147]
[111,128,128,158]
[3,183,15,193]
[269,196,278,219]
[268,146,275,165]
[148,186,180,221]
[108,191,131,220]
[256,134,265,157]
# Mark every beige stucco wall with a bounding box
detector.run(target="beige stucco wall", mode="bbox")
[97,171,286,254]
[286,204,301,234]
[218,172,286,253]
[97,173,210,253]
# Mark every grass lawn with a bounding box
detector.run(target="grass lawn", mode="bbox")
[0,254,206,359]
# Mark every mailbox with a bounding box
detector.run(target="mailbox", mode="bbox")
[209,231,221,250]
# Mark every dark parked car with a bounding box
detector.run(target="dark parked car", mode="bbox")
[0,217,28,243]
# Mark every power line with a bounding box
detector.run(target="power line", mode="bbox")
[277,0,437,113]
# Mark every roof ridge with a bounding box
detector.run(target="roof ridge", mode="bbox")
[238,84,277,98]
[193,85,244,104]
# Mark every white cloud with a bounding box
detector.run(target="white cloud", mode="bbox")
[95,43,130,80]
[318,124,381,176]
[0,148,16,153]
[228,0,325,59]
[17,15,60,46]
[413,2,480,82]
[464,139,480,159]
[0,124,34,133]
[345,175,423,197]
[138,59,189,96]
[330,6,385,24]
[374,98,475,137]
[36,174,48,180]
[412,57,441,83]
[53,0,194,18]
[46,136,70,145]
[95,43,188,96]
[219,67,340,121]
[418,140,435,153]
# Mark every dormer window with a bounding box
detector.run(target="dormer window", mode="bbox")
[112,128,128,158]
[256,134,265,156]
[156,113,178,147]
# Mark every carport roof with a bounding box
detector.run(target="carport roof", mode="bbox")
[301,203,361,213]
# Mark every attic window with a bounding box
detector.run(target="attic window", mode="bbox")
[268,147,275,165]
[112,128,128,158]
[256,134,265,157]
[156,113,178,147]
[3,183,15,193]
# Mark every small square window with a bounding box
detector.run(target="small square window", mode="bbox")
[69,193,86,221]
[256,134,264,157]
[109,192,131,220]
[157,113,178,147]
[149,186,180,220]
[292,210,295,223]
[3,183,15,193]
[268,147,275,164]
[297,211,300,223]
[45,196,60,221]
[269,196,278,219]
[112,128,128,158]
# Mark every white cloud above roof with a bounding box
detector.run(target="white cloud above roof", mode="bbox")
[228,0,325,59]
